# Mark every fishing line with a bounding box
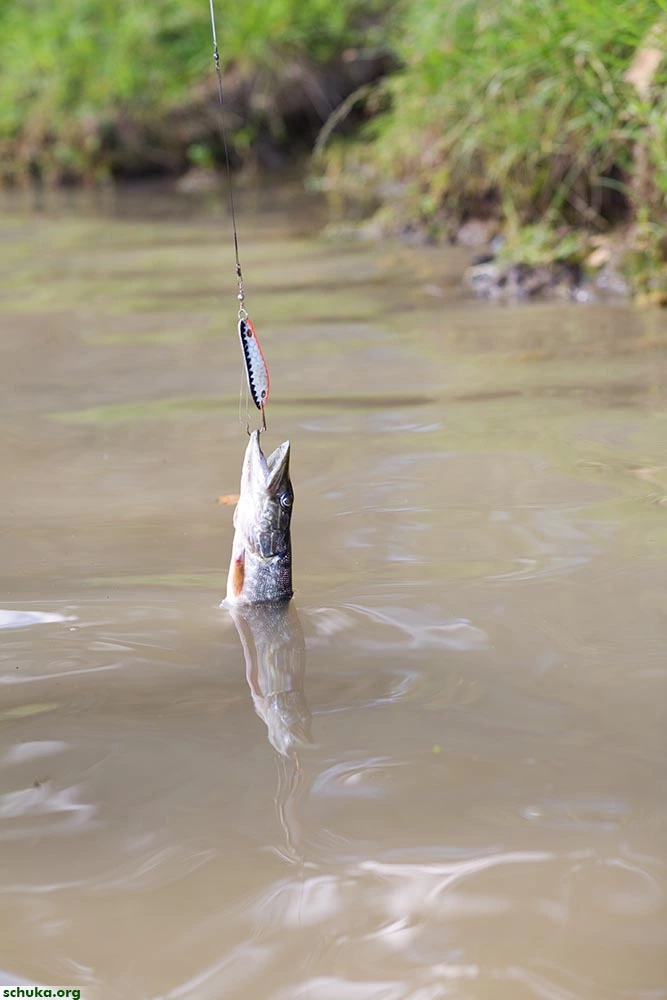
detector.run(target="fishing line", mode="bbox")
[238,371,248,428]
[208,0,269,432]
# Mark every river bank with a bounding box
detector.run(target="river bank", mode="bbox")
[319,0,667,303]
[0,0,390,182]
[2,0,666,299]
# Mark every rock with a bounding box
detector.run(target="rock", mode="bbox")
[587,245,611,269]
[593,264,630,298]
[464,260,502,298]
[175,167,221,194]
[455,218,498,248]
[465,258,587,302]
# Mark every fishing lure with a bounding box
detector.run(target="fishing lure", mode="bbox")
[208,0,271,431]
[238,316,270,414]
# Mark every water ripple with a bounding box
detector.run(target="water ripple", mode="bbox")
[312,758,411,800]
[0,609,76,630]
[338,604,489,652]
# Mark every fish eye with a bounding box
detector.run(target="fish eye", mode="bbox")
[279,491,293,509]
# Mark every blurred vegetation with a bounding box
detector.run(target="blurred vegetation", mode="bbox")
[0,0,385,182]
[2,0,667,293]
[323,0,667,296]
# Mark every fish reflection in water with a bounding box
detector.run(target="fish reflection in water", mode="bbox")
[229,601,310,759]
[229,601,312,861]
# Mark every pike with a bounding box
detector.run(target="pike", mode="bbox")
[223,431,294,606]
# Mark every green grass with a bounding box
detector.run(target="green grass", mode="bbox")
[0,0,384,182]
[362,0,664,222]
[329,0,667,292]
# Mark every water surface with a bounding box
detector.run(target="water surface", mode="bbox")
[0,183,666,999]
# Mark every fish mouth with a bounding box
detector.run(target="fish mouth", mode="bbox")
[246,430,290,495]
[266,439,290,493]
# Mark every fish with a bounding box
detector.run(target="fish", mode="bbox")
[229,600,310,758]
[223,430,293,606]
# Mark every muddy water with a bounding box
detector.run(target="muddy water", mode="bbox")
[0,182,666,1000]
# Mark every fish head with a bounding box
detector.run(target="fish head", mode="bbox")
[234,430,293,559]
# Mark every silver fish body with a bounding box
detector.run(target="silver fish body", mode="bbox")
[223,430,293,606]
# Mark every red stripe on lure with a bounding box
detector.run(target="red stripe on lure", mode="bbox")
[238,317,270,411]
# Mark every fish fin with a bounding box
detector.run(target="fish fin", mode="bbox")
[231,552,245,598]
